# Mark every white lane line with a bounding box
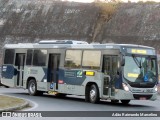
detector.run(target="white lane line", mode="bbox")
[22,98,38,111]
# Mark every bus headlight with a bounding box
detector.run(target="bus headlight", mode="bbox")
[122,83,130,92]
[154,86,158,92]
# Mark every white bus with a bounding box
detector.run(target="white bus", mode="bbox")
[1,40,158,104]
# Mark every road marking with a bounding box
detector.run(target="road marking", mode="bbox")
[21,98,38,111]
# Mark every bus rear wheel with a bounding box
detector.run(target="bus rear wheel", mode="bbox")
[121,100,130,105]
[89,84,99,103]
[28,79,43,96]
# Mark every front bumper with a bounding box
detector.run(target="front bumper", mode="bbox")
[114,89,157,101]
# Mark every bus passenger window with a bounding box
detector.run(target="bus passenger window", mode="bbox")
[26,50,33,65]
[102,56,118,75]
[102,56,111,75]
[64,50,82,68]
[112,56,118,75]
[82,51,101,70]
[33,50,47,66]
[4,49,15,64]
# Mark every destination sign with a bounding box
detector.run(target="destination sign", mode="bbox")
[126,48,155,55]
[131,49,147,54]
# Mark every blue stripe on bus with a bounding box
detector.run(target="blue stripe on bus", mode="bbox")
[42,68,47,81]
[46,68,85,85]
[1,65,17,79]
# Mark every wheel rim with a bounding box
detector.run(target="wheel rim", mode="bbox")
[90,88,96,101]
[29,82,36,94]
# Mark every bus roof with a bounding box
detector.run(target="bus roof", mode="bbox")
[4,41,154,50]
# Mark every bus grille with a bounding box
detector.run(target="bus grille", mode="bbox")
[129,83,155,88]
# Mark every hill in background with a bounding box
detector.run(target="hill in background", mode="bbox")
[0,0,160,63]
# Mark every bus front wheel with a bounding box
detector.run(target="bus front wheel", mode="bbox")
[28,79,43,96]
[89,84,99,103]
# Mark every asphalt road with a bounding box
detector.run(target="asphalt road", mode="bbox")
[0,87,160,120]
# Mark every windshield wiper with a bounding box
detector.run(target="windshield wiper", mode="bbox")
[132,55,141,68]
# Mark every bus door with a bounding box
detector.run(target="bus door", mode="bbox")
[102,55,118,98]
[48,54,60,90]
[15,53,25,87]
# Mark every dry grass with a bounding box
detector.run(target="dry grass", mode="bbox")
[95,2,119,21]
[138,1,157,4]
[92,2,119,41]
[0,95,25,109]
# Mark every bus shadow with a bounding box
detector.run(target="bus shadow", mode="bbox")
[12,92,154,108]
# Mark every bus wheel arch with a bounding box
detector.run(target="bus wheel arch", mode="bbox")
[85,82,100,103]
[27,77,43,96]
[27,77,35,89]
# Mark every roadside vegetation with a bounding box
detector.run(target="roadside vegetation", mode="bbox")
[95,1,119,22]
[92,1,119,41]
[0,95,26,110]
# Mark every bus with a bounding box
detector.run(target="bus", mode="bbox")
[1,40,158,104]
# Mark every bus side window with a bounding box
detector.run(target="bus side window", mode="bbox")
[102,56,111,75]
[33,50,47,66]
[112,56,118,75]
[64,50,82,68]
[82,50,101,70]
[102,56,118,75]
[4,49,15,64]
[26,50,33,65]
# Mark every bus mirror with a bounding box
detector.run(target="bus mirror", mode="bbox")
[121,55,125,66]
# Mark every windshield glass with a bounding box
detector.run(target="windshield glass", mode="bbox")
[124,56,157,83]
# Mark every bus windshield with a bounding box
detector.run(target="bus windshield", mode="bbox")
[124,55,157,83]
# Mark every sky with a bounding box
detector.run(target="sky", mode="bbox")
[62,0,160,3]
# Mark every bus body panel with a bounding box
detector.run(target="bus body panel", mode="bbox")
[1,65,16,87]
[1,42,158,102]
[58,84,85,95]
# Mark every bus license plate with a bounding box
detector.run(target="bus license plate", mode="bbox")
[48,91,57,95]
[140,97,146,100]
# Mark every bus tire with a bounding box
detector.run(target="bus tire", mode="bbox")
[89,84,99,104]
[28,79,43,96]
[121,100,130,105]
[85,86,90,102]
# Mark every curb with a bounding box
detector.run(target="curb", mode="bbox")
[0,95,29,112]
